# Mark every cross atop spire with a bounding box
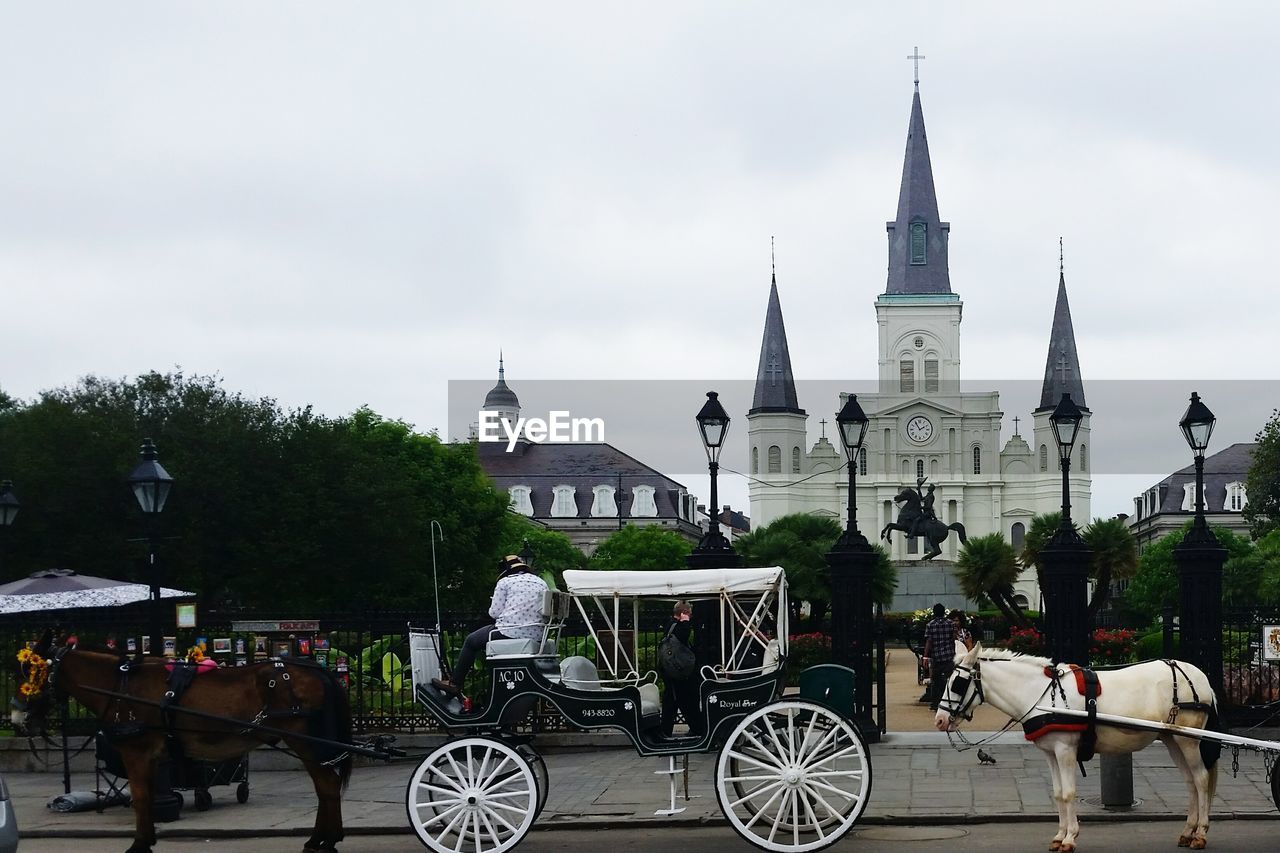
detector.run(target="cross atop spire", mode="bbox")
[499,350,505,381]
[907,46,926,90]
[1059,236,1064,276]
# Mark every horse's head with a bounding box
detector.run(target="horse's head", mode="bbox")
[12,630,65,736]
[894,488,918,505]
[934,642,983,731]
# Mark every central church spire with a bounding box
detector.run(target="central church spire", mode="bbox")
[885,87,952,295]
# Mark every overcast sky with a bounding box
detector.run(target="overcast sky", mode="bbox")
[3,3,1277,518]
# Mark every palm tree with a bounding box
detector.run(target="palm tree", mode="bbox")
[956,533,1030,628]
[1083,517,1138,617]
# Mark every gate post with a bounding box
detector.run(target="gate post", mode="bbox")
[826,545,881,743]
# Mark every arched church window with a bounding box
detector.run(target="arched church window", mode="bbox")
[1011,522,1026,554]
[791,446,801,474]
[1039,445,1048,472]
[859,447,867,476]
[902,458,910,478]
[751,446,759,474]
[924,359,939,393]
[1079,444,1087,472]
[910,221,927,264]
[972,445,982,475]
[916,459,924,480]
[768,445,781,474]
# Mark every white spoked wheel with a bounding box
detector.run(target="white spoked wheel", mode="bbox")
[716,700,872,853]
[406,736,538,853]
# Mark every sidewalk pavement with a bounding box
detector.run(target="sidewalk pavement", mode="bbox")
[10,733,1278,840]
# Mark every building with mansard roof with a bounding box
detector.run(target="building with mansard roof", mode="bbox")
[1127,443,1256,553]
[473,359,703,555]
[747,81,1091,614]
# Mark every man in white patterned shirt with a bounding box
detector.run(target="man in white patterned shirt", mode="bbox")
[432,555,548,697]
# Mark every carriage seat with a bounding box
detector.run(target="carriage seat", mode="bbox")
[560,656,661,721]
[485,637,555,658]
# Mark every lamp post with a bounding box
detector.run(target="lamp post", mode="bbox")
[0,480,18,580]
[825,394,879,741]
[1039,393,1091,666]
[128,439,174,659]
[687,392,743,670]
[1175,391,1226,695]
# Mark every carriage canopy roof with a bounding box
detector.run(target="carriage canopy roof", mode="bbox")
[561,567,785,597]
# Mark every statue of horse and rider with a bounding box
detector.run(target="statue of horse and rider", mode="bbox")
[879,477,967,560]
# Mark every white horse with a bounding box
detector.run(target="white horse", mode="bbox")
[935,644,1221,852]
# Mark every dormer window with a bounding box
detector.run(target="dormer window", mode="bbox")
[508,485,534,517]
[910,221,927,264]
[590,485,618,517]
[1180,482,1198,512]
[551,485,577,518]
[631,485,658,517]
[1224,481,1247,512]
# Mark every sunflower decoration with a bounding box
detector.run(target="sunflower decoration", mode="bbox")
[16,647,50,699]
[186,645,206,663]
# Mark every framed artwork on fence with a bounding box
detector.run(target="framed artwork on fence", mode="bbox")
[297,637,311,656]
[273,640,292,658]
[235,656,248,667]
[235,638,246,655]
[127,638,138,653]
[212,638,232,655]
[163,637,177,657]
[142,636,151,654]
[315,652,328,668]
[314,636,330,651]
[253,636,268,656]
[1263,626,1280,661]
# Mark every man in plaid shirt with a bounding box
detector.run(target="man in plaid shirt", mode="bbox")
[922,602,959,710]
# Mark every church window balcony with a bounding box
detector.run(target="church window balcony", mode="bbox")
[791,446,801,474]
[859,447,867,476]
[768,445,782,474]
[899,360,915,393]
[916,459,924,480]
[910,221,927,264]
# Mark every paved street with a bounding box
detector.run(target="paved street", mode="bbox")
[17,821,1280,853]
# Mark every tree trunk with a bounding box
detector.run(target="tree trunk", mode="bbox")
[806,600,828,634]
[1088,567,1112,619]
[993,584,1032,629]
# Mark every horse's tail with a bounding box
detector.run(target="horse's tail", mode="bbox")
[312,667,355,791]
[950,522,967,545]
[330,673,354,792]
[1199,700,1223,771]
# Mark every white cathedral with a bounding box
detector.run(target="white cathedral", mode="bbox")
[746,82,1091,612]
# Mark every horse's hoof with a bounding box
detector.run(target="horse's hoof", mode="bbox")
[1178,837,1192,848]
[1049,842,1062,852]
[1060,846,1075,853]
[1189,840,1207,851]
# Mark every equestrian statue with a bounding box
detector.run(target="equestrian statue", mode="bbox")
[879,477,967,560]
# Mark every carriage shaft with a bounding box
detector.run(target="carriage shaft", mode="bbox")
[1030,705,1280,753]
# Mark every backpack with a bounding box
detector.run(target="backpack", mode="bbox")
[657,624,697,681]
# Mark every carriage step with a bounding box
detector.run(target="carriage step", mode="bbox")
[654,754,696,816]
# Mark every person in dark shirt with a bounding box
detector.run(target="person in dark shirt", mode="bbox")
[660,601,704,738]
[922,602,959,711]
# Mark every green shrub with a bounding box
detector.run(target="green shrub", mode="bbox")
[786,633,832,684]
[1135,630,1178,661]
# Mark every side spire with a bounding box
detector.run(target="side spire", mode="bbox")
[484,352,520,410]
[885,83,951,295]
[750,251,804,415]
[1037,243,1087,411]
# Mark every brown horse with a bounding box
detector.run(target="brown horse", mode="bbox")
[16,636,353,853]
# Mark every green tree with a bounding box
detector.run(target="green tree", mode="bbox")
[1251,531,1280,605]
[1082,517,1139,617]
[956,533,1030,628]
[1020,512,1068,589]
[589,524,692,570]
[735,512,896,631]
[1121,522,1257,624]
[0,372,512,612]
[498,515,587,589]
[1244,409,1280,539]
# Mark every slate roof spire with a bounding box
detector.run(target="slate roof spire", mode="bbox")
[750,259,804,415]
[1037,242,1087,412]
[885,85,952,295]
[483,351,520,410]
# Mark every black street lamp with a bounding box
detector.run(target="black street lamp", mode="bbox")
[1175,391,1226,694]
[826,393,880,742]
[687,392,742,676]
[0,480,19,579]
[691,392,736,558]
[1040,393,1091,665]
[128,439,174,659]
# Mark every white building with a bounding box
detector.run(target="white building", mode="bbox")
[746,82,1092,612]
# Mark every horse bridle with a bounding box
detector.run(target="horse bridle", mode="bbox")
[938,658,984,721]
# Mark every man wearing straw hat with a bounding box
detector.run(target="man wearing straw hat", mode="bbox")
[432,554,548,697]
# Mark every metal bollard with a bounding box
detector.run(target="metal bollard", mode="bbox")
[1100,752,1134,810]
